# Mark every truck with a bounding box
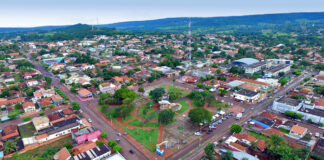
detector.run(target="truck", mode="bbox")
[236,113,242,120]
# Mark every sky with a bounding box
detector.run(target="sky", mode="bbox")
[0,0,324,27]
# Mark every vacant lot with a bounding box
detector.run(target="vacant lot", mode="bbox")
[18,123,36,138]
[121,125,159,152]
[6,136,72,160]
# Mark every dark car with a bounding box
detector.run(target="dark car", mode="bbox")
[129,150,134,154]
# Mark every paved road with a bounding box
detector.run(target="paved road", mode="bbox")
[21,50,148,160]
[166,71,312,160]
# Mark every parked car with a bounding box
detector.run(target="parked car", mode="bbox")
[88,118,92,123]
[79,109,83,113]
[124,132,128,135]
[116,139,121,143]
[129,150,134,154]
[117,133,121,136]
[194,132,202,136]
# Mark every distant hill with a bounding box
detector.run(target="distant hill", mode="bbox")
[0,25,67,33]
[100,12,324,33]
[1,12,324,35]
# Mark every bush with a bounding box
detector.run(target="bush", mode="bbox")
[71,102,81,110]
[100,132,108,138]
[230,124,242,133]
[39,112,45,116]
[22,116,31,122]
[55,87,69,100]
[96,141,105,146]
[108,140,117,148]
[113,145,122,152]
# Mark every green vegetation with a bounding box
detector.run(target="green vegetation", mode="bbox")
[158,110,175,125]
[121,125,159,152]
[137,107,153,117]
[285,110,303,119]
[176,99,189,114]
[54,87,69,100]
[249,131,268,140]
[22,116,31,122]
[149,88,165,102]
[122,115,134,122]
[278,127,290,134]
[18,123,36,138]
[7,136,72,160]
[188,108,212,124]
[230,124,242,133]
[128,119,143,127]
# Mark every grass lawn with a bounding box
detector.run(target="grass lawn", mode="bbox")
[169,85,190,96]
[249,131,268,140]
[279,127,290,134]
[143,111,157,119]
[159,84,167,89]
[121,125,159,152]
[6,136,72,160]
[137,107,153,117]
[144,121,160,127]
[122,115,134,122]
[176,99,189,114]
[128,119,143,127]
[18,123,36,138]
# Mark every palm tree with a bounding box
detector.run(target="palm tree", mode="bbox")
[250,141,258,150]
[3,140,17,154]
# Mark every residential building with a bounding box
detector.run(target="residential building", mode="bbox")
[289,125,307,139]
[99,82,121,94]
[78,88,93,98]
[232,89,260,103]
[22,101,36,113]
[72,143,111,160]
[72,127,101,144]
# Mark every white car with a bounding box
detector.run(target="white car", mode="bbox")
[194,132,202,136]
[88,118,92,123]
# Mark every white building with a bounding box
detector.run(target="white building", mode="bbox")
[232,89,260,103]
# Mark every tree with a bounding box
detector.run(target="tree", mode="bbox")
[268,134,285,149]
[71,102,80,110]
[204,143,215,160]
[44,76,52,86]
[279,77,289,85]
[221,150,233,160]
[100,132,108,138]
[138,87,145,93]
[149,88,165,102]
[113,87,136,104]
[168,90,183,101]
[230,124,242,133]
[218,88,228,96]
[108,140,117,148]
[188,108,212,124]
[116,103,135,118]
[113,145,122,152]
[206,93,216,106]
[3,140,17,154]
[158,110,175,124]
[15,103,22,110]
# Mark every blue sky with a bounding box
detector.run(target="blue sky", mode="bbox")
[0,0,323,27]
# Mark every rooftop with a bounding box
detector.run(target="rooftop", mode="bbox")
[235,89,259,97]
[277,96,302,106]
[246,61,267,68]
[266,64,290,73]
[252,115,275,126]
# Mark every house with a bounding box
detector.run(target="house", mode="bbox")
[232,89,260,103]
[72,141,97,155]
[27,79,39,87]
[22,101,36,113]
[51,63,65,71]
[78,88,93,98]
[72,127,101,144]
[32,116,50,131]
[72,143,111,160]
[1,125,19,140]
[38,97,53,108]
[180,76,199,83]
[99,82,121,94]
[53,147,71,160]
[289,125,307,139]
[51,95,64,105]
